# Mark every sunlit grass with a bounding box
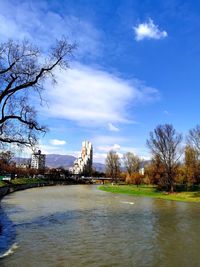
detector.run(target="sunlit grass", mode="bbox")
[99,184,200,203]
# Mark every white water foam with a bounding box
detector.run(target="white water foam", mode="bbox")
[0,243,19,258]
[121,201,134,205]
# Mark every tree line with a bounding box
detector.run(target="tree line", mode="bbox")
[1,39,200,192]
[105,124,200,192]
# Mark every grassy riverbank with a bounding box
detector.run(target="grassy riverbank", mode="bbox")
[0,178,47,187]
[99,185,200,202]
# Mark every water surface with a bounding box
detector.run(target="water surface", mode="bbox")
[0,185,200,267]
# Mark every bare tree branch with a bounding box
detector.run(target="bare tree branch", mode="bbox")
[105,150,121,183]
[147,124,182,192]
[0,38,76,147]
[187,125,200,154]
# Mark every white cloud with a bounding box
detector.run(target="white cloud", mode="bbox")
[96,144,142,154]
[0,1,101,58]
[97,144,121,152]
[164,110,171,116]
[113,144,121,150]
[50,139,66,146]
[108,123,120,132]
[134,18,167,41]
[93,151,125,164]
[43,62,158,126]
[94,140,151,163]
[93,135,128,144]
[0,1,159,129]
[93,153,107,163]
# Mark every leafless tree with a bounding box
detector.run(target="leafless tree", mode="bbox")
[147,124,182,192]
[0,150,14,165]
[105,150,121,183]
[187,125,200,154]
[0,38,75,148]
[123,152,141,176]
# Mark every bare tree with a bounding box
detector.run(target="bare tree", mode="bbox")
[0,38,75,147]
[147,124,182,192]
[105,150,121,183]
[187,125,200,154]
[0,150,14,165]
[123,152,141,176]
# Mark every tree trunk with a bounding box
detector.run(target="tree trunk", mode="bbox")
[170,183,174,193]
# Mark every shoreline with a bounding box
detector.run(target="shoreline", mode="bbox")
[0,180,79,201]
[99,185,200,203]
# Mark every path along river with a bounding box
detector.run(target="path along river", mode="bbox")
[0,185,200,267]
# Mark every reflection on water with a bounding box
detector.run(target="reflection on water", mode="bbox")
[0,185,200,267]
[0,203,17,259]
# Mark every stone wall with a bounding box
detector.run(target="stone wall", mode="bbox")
[0,186,10,198]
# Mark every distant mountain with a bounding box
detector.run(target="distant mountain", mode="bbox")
[14,154,106,171]
[93,162,105,172]
[45,154,76,169]
[13,154,150,172]
[14,157,30,164]
[14,154,76,169]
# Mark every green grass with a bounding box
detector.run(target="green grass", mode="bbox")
[10,178,47,185]
[99,184,200,203]
[0,178,47,187]
[0,181,6,187]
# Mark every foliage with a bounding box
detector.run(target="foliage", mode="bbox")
[92,169,105,177]
[120,172,127,182]
[125,173,143,186]
[184,145,200,184]
[145,155,168,189]
[0,180,6,187]
[10,178,47,185]
[0,150,15,174]
[0,177,47,187]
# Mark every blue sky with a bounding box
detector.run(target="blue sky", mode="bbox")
[1,0,200,162]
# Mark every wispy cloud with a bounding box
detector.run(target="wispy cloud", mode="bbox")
[163,110,172,116]
[0,1,101,58]
[93,145,151,163]
[42,62,159,127]
[108,123,120,132]
[92,135,128,146]
[0,1,160,130]
[0,1,162,162]
[50,139,67,146]
[97,144,121,152]
[134,18,167,41]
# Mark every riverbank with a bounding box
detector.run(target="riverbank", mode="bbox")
[0,178,77,199]
[99,185,200,202]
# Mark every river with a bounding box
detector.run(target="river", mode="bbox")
[0,185,200,267]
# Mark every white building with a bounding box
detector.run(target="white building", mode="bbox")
[31,150,46,170]
[72,141,93,175]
